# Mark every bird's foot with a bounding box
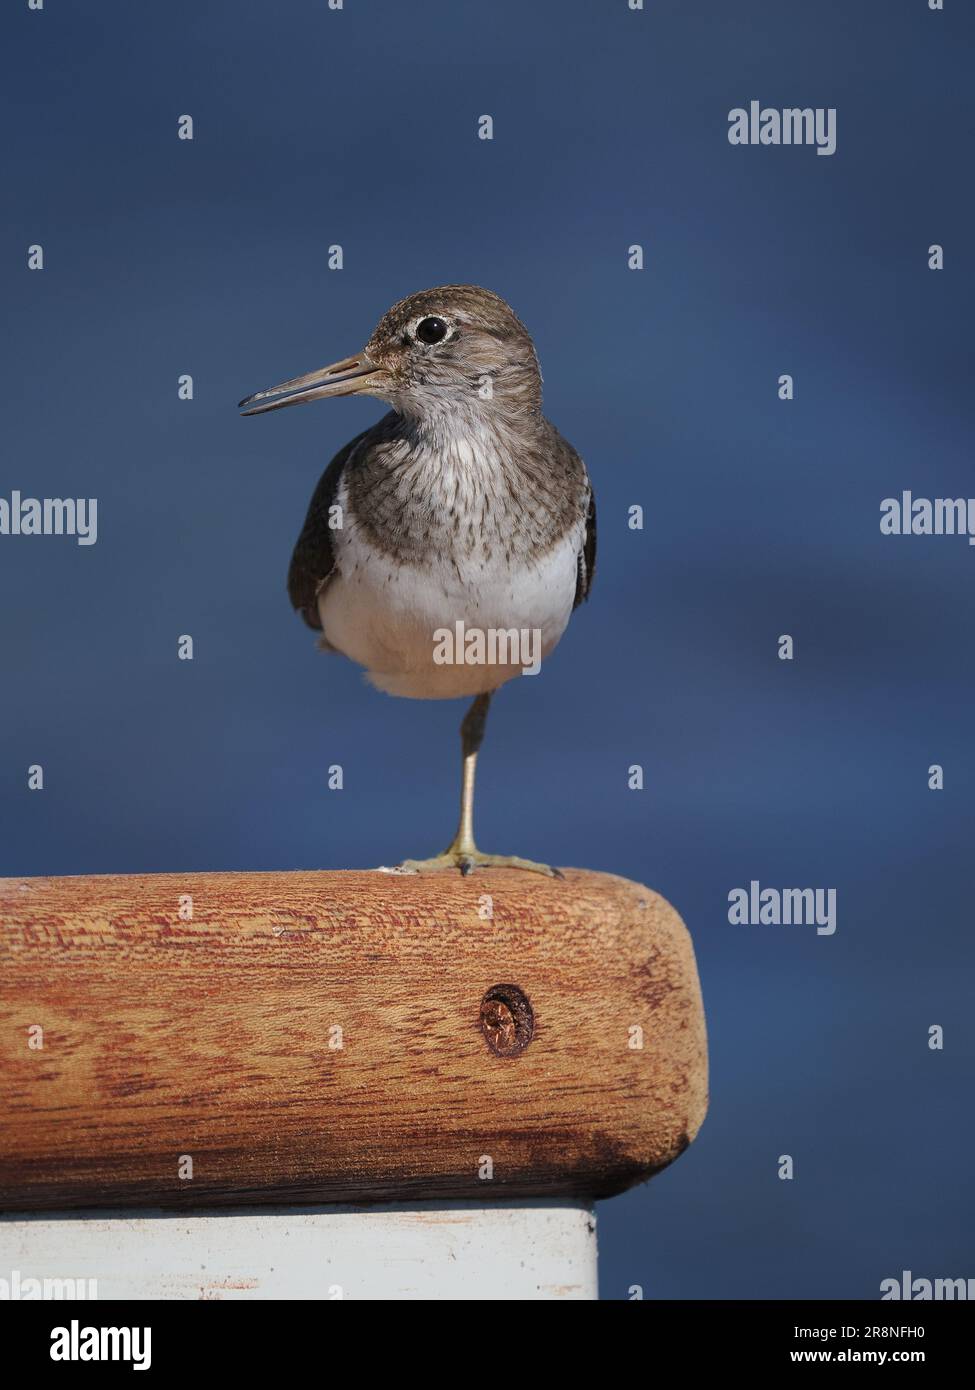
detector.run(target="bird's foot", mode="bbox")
[397,845,563,879]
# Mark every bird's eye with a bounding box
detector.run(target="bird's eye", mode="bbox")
[415,316,448,345]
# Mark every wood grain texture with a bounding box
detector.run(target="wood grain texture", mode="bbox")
[0,869,708,1212]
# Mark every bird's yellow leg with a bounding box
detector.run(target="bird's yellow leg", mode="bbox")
[398,693,561,878]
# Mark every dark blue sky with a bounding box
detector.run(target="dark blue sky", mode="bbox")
[2,1,973,1298]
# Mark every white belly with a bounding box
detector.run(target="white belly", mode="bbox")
[318,525,581,700]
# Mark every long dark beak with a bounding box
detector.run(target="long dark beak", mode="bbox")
[238,353,384,416]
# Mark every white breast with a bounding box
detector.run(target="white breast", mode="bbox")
[319,475,582,700]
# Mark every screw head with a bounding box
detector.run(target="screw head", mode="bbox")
[479,984,533,1057]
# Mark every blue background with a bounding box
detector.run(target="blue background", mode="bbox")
[2,0,972,1299]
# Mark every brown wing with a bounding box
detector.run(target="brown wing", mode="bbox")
[287,431,367,631]
[574,485,597,608]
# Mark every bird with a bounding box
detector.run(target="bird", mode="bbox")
[239,285,595,876]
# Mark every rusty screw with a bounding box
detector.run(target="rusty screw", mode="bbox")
[480,984,533,1057]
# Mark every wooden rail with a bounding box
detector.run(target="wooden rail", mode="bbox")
[0,868,707,1212]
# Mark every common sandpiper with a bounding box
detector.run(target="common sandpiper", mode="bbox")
[239,285,595,875]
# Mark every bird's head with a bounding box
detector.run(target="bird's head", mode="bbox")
[238,285,542,422]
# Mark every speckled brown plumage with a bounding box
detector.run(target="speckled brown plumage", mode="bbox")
[288,411,595,630]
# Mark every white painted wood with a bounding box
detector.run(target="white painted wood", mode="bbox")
[0,1201,597,1301]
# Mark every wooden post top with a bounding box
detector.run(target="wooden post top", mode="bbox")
[0,868,708,1212]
